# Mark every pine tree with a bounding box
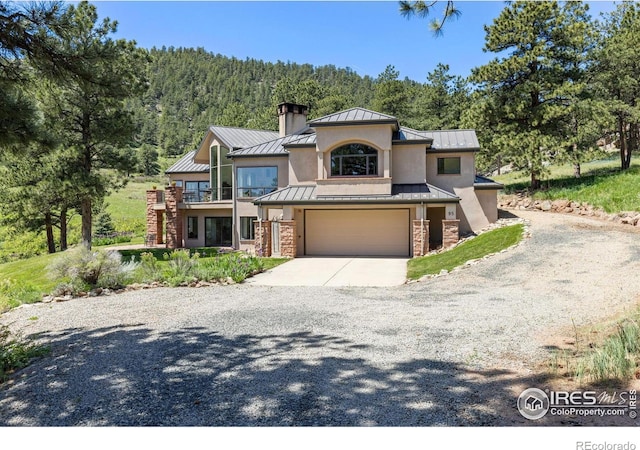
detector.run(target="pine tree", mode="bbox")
[469,1,593,189]
[45,2,148,248]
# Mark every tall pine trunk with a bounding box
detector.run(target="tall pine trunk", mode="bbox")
[619,118,629,170]
[530,171,541,190]
[573,144,581,178]
[45,213,56,254]
[60,207,68,251]
[81,197,92,249]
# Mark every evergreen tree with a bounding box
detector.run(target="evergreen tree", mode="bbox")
[398,1,461,35]
[468,1,593,189]
[137,144,160,176]
[372,65,410,118]
[591,2,640,170]
[45,2,148,248]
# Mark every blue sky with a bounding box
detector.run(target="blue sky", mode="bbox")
[93,1,618,82]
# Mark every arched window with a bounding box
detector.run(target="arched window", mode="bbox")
[330,143,378,177]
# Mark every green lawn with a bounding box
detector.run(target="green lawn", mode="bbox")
[494,158,640,213]
[0,253,59,293]
[105,177,166,235]
[407,224,524,280]
[0,249,289,311]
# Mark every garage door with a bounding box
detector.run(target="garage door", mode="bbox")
[305,209,410,256]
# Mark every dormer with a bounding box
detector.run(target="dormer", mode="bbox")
[308,108,399,196]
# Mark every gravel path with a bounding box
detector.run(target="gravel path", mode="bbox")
[1,210,640,426]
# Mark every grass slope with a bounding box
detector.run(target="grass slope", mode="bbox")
[494,158,640,213]
[407,224,524,280]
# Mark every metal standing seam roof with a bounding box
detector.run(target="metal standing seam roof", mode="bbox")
[208,126,279,150]
[227,133,317,157]
[165,150,210,174]
[308,107,399,126]
[253,183,459,205]
[474,175,504,190]
[423,130,480,151]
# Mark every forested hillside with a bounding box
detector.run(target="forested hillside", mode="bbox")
[129,47,470,157]
[133,47,377,156]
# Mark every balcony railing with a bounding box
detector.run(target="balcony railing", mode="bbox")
[237,187,277,198]
[183,187,233,203]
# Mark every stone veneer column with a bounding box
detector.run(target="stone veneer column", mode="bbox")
[278,220,297,258]
[412,219,430,257]
[442,219,460,249]
[146,189,164,245]
[254,220,271,257]
[165,186,183,249]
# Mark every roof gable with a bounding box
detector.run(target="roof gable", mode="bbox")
[308,107,399,128]
[166,150,209,174]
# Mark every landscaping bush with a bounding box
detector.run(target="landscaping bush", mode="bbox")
[48,247,138,293]
[0,279,42,313]
[577,319,640,384]
[0,325,49,382]
[136,250,264,285]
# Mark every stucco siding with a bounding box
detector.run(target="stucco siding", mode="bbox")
[288,147,317,184]
[392,144,427,184]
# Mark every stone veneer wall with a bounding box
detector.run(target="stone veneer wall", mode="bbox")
[412,219,430,257]
[254,220,271,257]
[442,219,460,249]
[165,186,183,249]
[278,220,297,258]
[145,190,164,245]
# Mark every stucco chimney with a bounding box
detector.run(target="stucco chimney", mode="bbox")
[277,103,309,137]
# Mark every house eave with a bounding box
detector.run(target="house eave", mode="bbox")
[254,197,460,206]
[227,153,289,159]
[428,148,479,153]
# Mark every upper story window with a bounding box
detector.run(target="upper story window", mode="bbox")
[237,167,278,198]
[184,181,210,202]
[437,157,461,175]
[330,143,378,177]
[210,145,233,200]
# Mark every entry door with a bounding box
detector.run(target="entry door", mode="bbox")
[205,217,232,247]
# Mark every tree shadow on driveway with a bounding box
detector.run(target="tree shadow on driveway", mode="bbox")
[0,325,576,426]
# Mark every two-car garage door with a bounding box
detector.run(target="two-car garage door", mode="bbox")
[305,209,410,257]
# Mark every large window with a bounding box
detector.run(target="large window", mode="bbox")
[210,145,233,200]
[187,216,198,239]
[184,181,210,202]
[237,167,278,198]
[331,143,378,177]
[240,217,257,240]
[437,157,461,175]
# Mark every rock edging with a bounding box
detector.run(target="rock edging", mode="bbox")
[499,195,640,227]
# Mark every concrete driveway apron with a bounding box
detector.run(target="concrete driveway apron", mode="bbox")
[244,257,408,287]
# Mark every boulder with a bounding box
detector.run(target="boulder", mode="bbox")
[541,200,552,211]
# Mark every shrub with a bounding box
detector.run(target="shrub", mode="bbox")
[138,252,161,282]
[48,247,138,292]
[0,325,50,382]
[0,279,42,313]
[162,249,198,286]
[576,319,640,384]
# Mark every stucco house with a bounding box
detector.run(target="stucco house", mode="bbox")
[146,103,503,258]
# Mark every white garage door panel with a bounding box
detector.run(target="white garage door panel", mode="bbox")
[305,209,409,256]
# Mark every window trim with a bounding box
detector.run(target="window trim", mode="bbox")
[437,157,461,175]
[236,166,278,198]
[187,216,199,240]
[240,216,257,241]
[330,143,379,177]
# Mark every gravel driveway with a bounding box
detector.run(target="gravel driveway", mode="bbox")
[1,210,640,426]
